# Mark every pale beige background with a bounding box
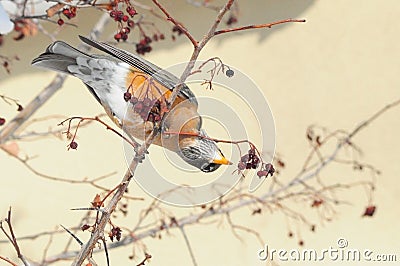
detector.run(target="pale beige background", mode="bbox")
[1,1,400,265]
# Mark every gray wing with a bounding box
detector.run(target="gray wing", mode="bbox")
[78,35,197,105]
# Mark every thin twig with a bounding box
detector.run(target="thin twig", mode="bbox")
[0,255,17,266]
[0,208,29,266]
[151,0,198,47]
[179,226,198,266]
[71,129,159,265]
[214,18,306,35]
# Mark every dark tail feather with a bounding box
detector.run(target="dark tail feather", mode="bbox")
[31,41,89,74]
[31,41,101,104]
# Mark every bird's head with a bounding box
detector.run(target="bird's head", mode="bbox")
[178,130,231,172]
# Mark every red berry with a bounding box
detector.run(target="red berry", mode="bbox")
[127,20,134,27]
[159,34,165,40]
[115,11,123,21]
[57,18,64,26]
[110,10,117,18]
[69,141,78,150]
[122,27,130,34]
[128,8,137,17]
[122,15,129,22]
[0,117,6,126]
[134,102,144,112]
[114,33,122,41]
[144,36,152,44]
[130,96,138,104]
[62,9,70,16]
[121,33,128,41]
[143,98,151,106]
[140,110,149,120]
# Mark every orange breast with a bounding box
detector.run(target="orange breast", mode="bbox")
[121,68,199,152]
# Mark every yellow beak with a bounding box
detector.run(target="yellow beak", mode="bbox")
[212,153,232,165]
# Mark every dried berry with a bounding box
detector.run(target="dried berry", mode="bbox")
[0,117,6,126]
[123,92,132,102]
[363,205,376,217]
[134,102,144,113]
[109,226,122,242]
[143,98,151,106]
[172,25,184,35]
[130,96,138,104]
[226,15,238,25]
[226,69,234,77]
[81,224,90,231]
[257,170,267,177]
[69,141,78,150]
[237,162,246,170]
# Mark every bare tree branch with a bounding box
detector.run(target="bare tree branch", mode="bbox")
[0,12,110,144]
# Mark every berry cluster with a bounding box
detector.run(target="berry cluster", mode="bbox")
[236,147,275,179]
[58,7,77,25]
[136,32,166,55]
[123,92,163,122]
[109,225,122,242]
[237,148,260,170]
[136,36,152,55]
[111,5,137,41]
[57,6,77,26]
[62,7,77,19]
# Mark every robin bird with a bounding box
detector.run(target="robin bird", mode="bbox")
[32,36,231,172]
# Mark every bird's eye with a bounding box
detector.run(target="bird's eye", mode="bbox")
[201,163,221,173]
